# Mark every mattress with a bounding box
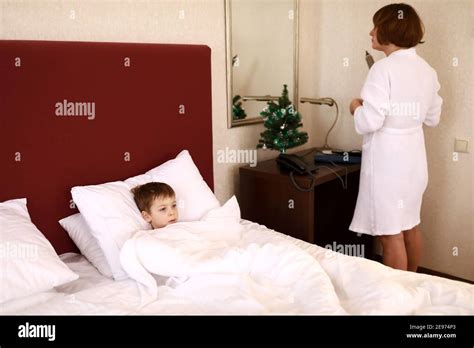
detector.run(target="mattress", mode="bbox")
[1,220,472,315]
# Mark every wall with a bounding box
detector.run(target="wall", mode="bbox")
[1,0,472,281]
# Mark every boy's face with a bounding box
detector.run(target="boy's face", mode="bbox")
[141,195,178,229]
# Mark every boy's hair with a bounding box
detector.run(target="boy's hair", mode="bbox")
[373,3,425,48]
[131,182,175,212]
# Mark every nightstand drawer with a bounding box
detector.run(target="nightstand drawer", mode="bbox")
[239,169,314,242]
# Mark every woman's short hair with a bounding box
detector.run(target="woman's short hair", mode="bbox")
[373,3,425,48]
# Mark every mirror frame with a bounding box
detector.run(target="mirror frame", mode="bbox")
[225,0,300,128]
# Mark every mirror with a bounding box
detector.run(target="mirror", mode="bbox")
[226,0,299,128]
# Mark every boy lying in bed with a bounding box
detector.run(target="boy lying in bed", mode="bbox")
[131,182,178,229]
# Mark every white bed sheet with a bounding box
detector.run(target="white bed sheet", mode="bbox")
[1,220,472,315]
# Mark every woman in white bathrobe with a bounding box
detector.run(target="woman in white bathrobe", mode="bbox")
[349,4,442,272]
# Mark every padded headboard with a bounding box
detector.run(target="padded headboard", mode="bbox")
[0,40,213,254]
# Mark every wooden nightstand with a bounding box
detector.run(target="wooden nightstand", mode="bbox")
[239,148,374,259]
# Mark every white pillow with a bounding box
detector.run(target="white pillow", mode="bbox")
[143,151,219,221]
[71,150,220,280]
[0,198,79,304]
[59,213,113,278]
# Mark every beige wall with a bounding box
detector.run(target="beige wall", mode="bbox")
[1,0,472,281]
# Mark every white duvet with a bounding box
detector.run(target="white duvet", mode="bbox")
[120,196,344,314]
[2,197,473,314]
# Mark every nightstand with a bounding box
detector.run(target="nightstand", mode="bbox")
[239,148,374,259]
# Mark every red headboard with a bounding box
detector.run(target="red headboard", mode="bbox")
[0,40,213,254]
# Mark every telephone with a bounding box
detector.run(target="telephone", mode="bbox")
[276,153,319,175]
[276,153,319,191]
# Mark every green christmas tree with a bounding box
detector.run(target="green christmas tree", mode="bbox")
[232,95,247,120]
[257,84,308,153]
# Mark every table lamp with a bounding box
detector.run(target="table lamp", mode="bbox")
[300,97,341,154]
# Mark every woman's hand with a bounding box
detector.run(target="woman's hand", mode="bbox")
[350,98,363,115]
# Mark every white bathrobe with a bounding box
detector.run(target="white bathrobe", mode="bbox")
[349,48,442,236]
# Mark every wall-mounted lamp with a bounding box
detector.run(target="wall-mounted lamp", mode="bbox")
[300,97,340,153]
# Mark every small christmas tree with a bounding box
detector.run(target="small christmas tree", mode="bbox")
[232,95,247,120]
[257,84,308,153]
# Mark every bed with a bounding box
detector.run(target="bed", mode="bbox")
[0,40,472,315]
[2,222,473,315]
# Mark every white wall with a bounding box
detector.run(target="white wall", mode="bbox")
[1,0,472,281]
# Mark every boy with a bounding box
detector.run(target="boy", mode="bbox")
[131,182,178,229]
